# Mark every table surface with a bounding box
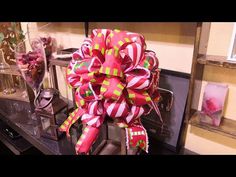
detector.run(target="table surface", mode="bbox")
[0,99,75,155]
[0,99,195,155]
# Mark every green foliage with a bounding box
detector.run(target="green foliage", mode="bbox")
[0,22,25,49]
[7,27,13,31]
[18,30,25,41]
[0,33,4,43]
[9,36,17,45]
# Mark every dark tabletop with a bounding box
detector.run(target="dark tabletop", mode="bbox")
[0,98,196,155]
[0,99,75,155]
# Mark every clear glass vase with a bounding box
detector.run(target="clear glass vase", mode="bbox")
[0,49,16,94]
[26,23,56,88]
[15,38,47,120]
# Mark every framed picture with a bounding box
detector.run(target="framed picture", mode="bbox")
[199,82,228,126]
[227,23,236,61]
[142,69,190,153]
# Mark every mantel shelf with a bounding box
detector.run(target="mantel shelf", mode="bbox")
[50,58,70,67]
[190,111,236,139]
[197,55,236,69]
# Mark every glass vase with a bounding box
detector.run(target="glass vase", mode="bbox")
[15,37,47,120]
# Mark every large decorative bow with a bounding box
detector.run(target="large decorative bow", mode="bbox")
[59,29,161,154]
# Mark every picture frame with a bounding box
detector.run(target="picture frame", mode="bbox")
[142,69,190,153]
[199,82,228,126]
[227,23,236,61]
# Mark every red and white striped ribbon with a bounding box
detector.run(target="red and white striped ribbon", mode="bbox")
[125,106,144,124]
[104,96,129,118]
[126,32,146,50]
[72,38,92,60]
[81,114,104,127]
[126,76,150,90]
[88,101,104,115]
[88,56,102,72]
[120,42,143,73]
[66,65,82,88]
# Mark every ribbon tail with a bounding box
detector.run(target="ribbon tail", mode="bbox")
[75,125,100,155]
[125,127,130,151]
[151,100,165,135]
[59,108,85,137]
[125,124,149,153]
[143,126,149,153]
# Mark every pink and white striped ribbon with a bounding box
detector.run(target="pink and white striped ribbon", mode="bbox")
[81,114,104,127]
[125,106,144,124]
[120,42,143,73]
[104,96,129,118]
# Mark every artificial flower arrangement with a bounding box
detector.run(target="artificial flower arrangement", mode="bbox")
[59,29,161,154]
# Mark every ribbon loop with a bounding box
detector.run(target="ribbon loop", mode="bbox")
[127,89,151,106]
[120,43,144,73]
[101,77,125,100]
[104,95,130,119]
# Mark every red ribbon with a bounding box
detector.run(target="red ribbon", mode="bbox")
[59,29,161,154]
